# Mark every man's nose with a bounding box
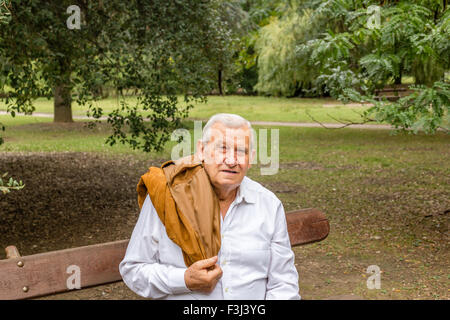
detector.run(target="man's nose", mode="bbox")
[224,150,238,166]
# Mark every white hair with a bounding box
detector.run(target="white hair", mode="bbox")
[202,113,254,151]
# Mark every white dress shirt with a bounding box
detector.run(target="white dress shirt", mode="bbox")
[119,176,300,300]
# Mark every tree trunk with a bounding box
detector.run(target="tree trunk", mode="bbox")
[53,83,73,122]
[394,63,403,85]
[218,69,223,95]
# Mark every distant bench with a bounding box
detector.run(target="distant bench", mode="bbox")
[0,208,329,300]
[375,86,413,102]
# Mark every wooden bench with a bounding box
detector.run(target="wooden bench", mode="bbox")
[0,208,329,300]
[374,86,412,102]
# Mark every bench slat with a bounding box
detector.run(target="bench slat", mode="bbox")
[0,240,128,300]
[287,208,329,246]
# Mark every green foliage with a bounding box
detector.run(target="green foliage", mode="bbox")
[0,172,24,195]
[0,0,10,24]
[340,81,450,133]
[359,53,402,85]
[370,81,450,133]
[0,0,10,146]
[298,0,449,89]
[254,6,322,96]
[232,0,294,94]
[0,0,234,152]
[295,0,450,133]
[205,0,251,94]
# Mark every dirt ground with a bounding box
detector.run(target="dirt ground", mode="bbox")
[0,151,448,300]
[0,151,155,299]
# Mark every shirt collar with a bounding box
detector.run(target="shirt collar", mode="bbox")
[235,176,256,204]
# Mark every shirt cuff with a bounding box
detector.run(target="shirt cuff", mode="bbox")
[168,266,192,294]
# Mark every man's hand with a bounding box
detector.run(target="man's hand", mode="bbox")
[184,256,223,293]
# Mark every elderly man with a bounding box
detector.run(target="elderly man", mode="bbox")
[119,113,300,300]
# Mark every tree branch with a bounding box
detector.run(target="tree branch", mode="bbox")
[305,109,377,129]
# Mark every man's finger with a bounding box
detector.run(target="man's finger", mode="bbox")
[208,264,223,280]
[195,256,218,269]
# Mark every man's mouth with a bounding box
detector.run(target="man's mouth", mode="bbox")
[221,169,239,174]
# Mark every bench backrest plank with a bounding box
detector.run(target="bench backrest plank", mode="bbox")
[287,208,329,246]
[0,240,128,300]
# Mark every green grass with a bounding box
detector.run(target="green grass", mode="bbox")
[0,95,373,124]
[187,95,372,124]
[0,115,162,158]
[1,114,447,169]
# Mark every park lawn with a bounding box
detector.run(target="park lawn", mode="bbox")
[0,95,373,124]
[0,115,152,157]
[257,128,449,299]
[0,115,449,299]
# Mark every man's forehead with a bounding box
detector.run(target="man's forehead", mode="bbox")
[209,122,251,142]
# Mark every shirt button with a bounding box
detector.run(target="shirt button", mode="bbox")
[225,287,228,292]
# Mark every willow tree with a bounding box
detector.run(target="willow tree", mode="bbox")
[254,6,321,96]
[234,0,296,94]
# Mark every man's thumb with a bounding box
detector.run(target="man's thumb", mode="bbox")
[196,256,218,269]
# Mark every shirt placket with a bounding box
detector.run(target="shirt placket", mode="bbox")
[219,199,240,298]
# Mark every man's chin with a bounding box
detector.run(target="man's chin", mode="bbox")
[216,175,244,187]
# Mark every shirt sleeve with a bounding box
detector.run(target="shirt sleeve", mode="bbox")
[119,194,192,299]
[265,201,301,300]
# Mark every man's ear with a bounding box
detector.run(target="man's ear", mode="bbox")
[195,139,204,162]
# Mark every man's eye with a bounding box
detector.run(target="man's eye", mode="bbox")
[215,146,227,153]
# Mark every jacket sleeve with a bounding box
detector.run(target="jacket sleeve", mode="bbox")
[265,201,301,300]
[119,194,191,299]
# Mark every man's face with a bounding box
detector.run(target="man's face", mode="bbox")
[198,122,253,192]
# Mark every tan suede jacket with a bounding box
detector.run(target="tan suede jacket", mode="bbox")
[137,157,221,267]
